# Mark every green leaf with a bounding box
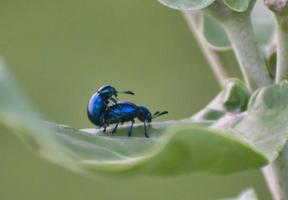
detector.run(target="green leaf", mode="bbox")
[265,51,277,79]
[202,14,231,50]
[0,62,267,176]
[192,78,250,122]
[223,0,249,12]
[222,188,258,200]
[229,81,288,161]
[54,124,266,175]
[251,0,276,47]
[195,79,288,163]
[158,0,216,10]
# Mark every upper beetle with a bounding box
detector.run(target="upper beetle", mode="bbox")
[87,85,134,129]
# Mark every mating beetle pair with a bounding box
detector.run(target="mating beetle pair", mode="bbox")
[87,85,168,138]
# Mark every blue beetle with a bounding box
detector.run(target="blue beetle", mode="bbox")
[104,101,168,138]
[87,85,134,131]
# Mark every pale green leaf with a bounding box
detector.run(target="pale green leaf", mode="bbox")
[192,78,288,164]
[251,0,275,47]
[0,62,267,176]
[229,81,288,161]
[57,124,266,175]
[192,78,250,122]
[265,51,276,79]
[158,0,216,10]
[202,14,231,50]
[223,0,249,12]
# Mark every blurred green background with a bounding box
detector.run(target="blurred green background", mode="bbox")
[0,0,271,199]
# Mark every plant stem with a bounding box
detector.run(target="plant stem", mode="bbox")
[221,15,272,91]
[275,16,288,83]
[208,2,272,91]
[182,11,229,88]
[262,145,288,200]
[262,20,288,200]
[262,165,283,200]
[274,145,288,200]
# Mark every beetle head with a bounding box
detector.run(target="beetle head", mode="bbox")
[98,85,134,100]
[137,106,152,122]
[97,85,117,99]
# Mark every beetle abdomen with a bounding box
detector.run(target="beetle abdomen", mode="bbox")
[87,93,106,126]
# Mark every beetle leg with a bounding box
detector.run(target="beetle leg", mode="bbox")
[103,126,106,133]
[111,97,118,105]
[143,120,149,138]
[112,123,119,134]
[128,120,135,137]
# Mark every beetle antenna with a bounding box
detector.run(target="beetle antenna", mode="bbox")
[158,111,168,116]
[118,91,135,95]
[153,111,160,116]
[152,111,168,119]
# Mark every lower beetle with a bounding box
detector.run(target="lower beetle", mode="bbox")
[104,101,168,138]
